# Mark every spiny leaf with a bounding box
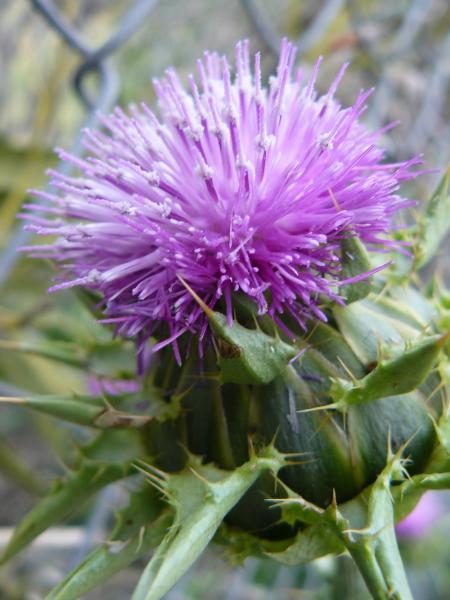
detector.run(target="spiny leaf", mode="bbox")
[392,472,450,524]
[0,339,87,367]
[275,448,414,598]
[178,275,297,384]
[132,448,285,600]
[0,437,46,496]
[210,312,297,385]
[332,332,448,407]
[415,168,450,269]
[425,409,450,473]
[270,444,450,573]
[0,462,128,564]
[80,429,145,465]
[333,294,429,364]
[0,394,106,427]
[0,393,154,429]
[267,523,343,566]
[88,341,136,378]
[0,431,143,564]
[47,488,171,600]
[337,450,414,600]
[0,338,136,377]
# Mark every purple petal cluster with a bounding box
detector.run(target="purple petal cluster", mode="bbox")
[24,40,420,357]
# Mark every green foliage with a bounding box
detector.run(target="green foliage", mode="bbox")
[0,430,144,564]
[133,448,286,600]
[209,311,297,385]
[331,332,448,408]
[0,172,450,600]
[414,168,450,269]
[0,437,46,496]
[339,235,374,303]
[0,392,155,429]
[47,488,171,600]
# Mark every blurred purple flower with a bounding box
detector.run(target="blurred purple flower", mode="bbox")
[23,39,421,360]
[396,492,445,539]
[87,375,141,397]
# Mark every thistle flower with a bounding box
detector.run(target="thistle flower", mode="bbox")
[10,40,450,600]
[396,492,446,539]
[24,39,420,358]
[86,375,141,397]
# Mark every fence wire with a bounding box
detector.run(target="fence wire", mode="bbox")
[0,0,160,287]
[1,0,449,283]
[0,2,449,595]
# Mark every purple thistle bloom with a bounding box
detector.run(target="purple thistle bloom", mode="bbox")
[86,375,141,397]
[23,40,421,360]
[396,492,445,539]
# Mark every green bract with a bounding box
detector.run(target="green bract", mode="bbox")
[2,171,450,600]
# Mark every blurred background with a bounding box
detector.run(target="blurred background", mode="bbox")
[0,1,449,598]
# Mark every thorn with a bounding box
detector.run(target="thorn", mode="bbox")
[288,345,308,365]
[210,335,220,359]
[269,426,281,448]
[284,458,315,467]
[280,450,310,458]
[336,356,359,384]
[303,321,320,345]
[91,465,108,484]
[132,462,168,496]
[372,281,390,303]
[251,313,261,331]
[0,396,25,404]
[386,427,393,460]
[328,187,343,213]
[172,383,196,402]
[247,435,256,459]
[437,329,450,348]
[270,477,295,498]
[424,380,445,405]
[134,459,167,481]
[188,466,212,488]
[331,489,338,509]
[297,402,339,414]
[100,394,115,410]
[177,274,213,317]
[136,525,146,553]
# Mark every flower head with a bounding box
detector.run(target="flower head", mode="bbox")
[24,40,420,359]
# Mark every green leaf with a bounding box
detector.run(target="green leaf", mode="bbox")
[339,236,373,303]
[332,332,448,407]
[47,488,171,600]
[273,449,415,599]
[333,295,426,364]
[0,431,142,564]
[209,312,297,385]
[0,393,153,429]
[177,275,297,384]
[0,462,129,564]
[0,394,106,427]
[0,437,46,496]
[340,452,414,600]
[80,429,145,465]
[267,523,343,565]
[132,449,285,600]
[0,339,87,367]
[87,340,136,378]
[0,338,136,378]
[415,168,450,269]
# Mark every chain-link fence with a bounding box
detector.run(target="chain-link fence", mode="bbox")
[1,0,449,285]
[0,2,449,598]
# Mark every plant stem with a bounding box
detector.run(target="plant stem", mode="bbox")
[345,537,413,600]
